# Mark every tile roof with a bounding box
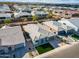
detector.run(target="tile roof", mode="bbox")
[0,26,25,46]
[68,18,79,28]
[0,4,11,12]
[23,23,55,41]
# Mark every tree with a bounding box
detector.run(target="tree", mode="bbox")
[32,15,38,21]
[4,19,12,24]
[47,10,53,18]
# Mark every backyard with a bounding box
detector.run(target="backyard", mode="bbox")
[71,34,79,40]
[36,43,54,54]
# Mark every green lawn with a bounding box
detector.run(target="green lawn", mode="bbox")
[36,43,54,54]
[72,34,79,40]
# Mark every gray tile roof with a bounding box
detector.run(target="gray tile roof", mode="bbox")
[23,24,55,41]
[68,18,79,28]
[58,27,65,31]
[53,21,73,31]
[38,24,54,35]
[38,28,49,35]
[43,21,64,31]
[0,13,11,18]
[53,21,64,31]
[0,26,25,46]
[53,21,61,26]
[0,4,11,12]
[67,26,74,30]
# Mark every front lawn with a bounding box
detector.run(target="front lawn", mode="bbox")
[71,34,79,40]
[36,43,54,54]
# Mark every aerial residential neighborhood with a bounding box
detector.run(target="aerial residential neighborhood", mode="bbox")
[0,0,79,58]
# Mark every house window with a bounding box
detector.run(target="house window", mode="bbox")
[41,39,44,44]
[0,50,5,54]
[44,37,48,42]
[45,37,48,42]
[35,40,39,43]
[8,47,12,51]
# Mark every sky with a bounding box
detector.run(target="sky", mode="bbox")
[0,0,79,4]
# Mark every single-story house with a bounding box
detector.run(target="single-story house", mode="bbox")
[0,4,11,12]
[43,21,74,36]
[59,18,79,35]
[23,23,57,47]
[31,10,48,19]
